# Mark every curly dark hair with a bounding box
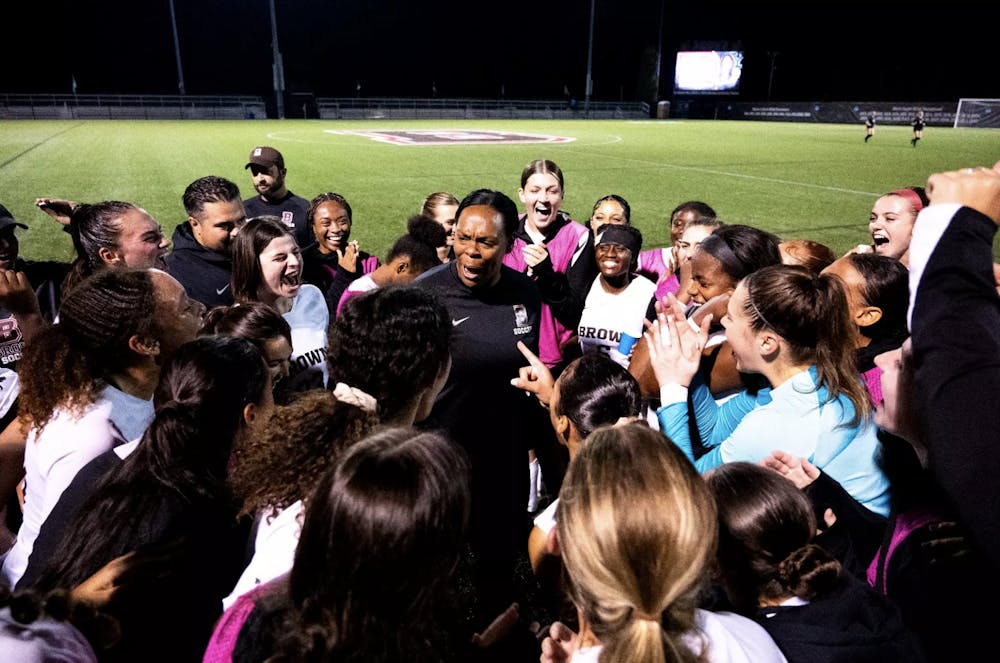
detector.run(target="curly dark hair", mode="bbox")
[31,336,269,595]
[230,390,378,518]
[20,269,158,431]
[328,285,450,422]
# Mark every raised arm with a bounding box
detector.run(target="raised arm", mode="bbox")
[908,162,1000,570]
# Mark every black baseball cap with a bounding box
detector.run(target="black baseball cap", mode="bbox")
[0,204,28,232]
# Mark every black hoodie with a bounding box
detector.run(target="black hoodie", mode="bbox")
[165,222,234,308]
[757,571,925,663]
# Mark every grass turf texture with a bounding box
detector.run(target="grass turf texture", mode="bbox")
[2,119,999,263]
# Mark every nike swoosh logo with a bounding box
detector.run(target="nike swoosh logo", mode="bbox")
[452,316,470,327]
[216,283,231,295]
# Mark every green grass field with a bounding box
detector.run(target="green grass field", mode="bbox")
[2,119,998,263]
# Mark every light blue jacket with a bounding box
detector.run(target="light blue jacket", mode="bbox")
[657,366,890,516]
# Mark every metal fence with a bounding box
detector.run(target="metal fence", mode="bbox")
[4,95,989,126]
[0,94,650,120]
[314,97,651,120]
[0,94,268,120]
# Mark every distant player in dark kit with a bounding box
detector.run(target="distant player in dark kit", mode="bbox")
[865,112,876,142]
[911,110,925,146]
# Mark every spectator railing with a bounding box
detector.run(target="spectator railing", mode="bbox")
[314,97,650,120]
[0,94,267,120]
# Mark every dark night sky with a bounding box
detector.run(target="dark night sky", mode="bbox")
[4,1,997,104]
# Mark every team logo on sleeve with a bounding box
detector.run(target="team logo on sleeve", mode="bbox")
[0,317,23,365]
[512,304,532,335]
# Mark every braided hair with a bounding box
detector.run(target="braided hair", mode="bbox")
[32,335,269,594]
[707,462,841,614]
[19,269,158,431]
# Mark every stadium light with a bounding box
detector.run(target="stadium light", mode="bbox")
[768,51,778,101]
[168,0,186,95]
[269,0,286,119]
[585,0,595,111]
[654,0,664,102]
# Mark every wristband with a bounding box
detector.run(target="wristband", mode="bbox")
[659,383,689,405]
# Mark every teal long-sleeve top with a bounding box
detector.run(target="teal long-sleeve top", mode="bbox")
[657,366,891,517]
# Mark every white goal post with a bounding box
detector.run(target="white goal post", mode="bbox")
[954,99,1000,128]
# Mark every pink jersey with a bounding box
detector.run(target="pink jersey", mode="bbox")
[638,248,680,301]
[503,215,589,367]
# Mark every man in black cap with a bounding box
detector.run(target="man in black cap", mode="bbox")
[0,203,69,358]
[243,146,312,248]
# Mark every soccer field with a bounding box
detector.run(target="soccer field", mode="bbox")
[2,119,998,263]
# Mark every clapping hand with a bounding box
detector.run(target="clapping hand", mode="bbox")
[644,300,711,390]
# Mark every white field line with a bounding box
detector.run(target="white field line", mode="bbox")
[261,127,878,198]
[553,146,880,198]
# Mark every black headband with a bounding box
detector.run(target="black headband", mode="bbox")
[596,225,642,257]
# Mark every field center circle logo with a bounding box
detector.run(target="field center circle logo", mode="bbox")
[324,129,576,145]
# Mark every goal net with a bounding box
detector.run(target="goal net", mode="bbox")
[954,99,1000,128]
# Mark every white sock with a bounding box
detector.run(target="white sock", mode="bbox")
[527,457,541,512]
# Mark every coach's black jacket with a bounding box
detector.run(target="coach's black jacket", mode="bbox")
[165,222,234,308]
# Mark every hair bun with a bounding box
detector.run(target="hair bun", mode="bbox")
[154,400,190,416]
